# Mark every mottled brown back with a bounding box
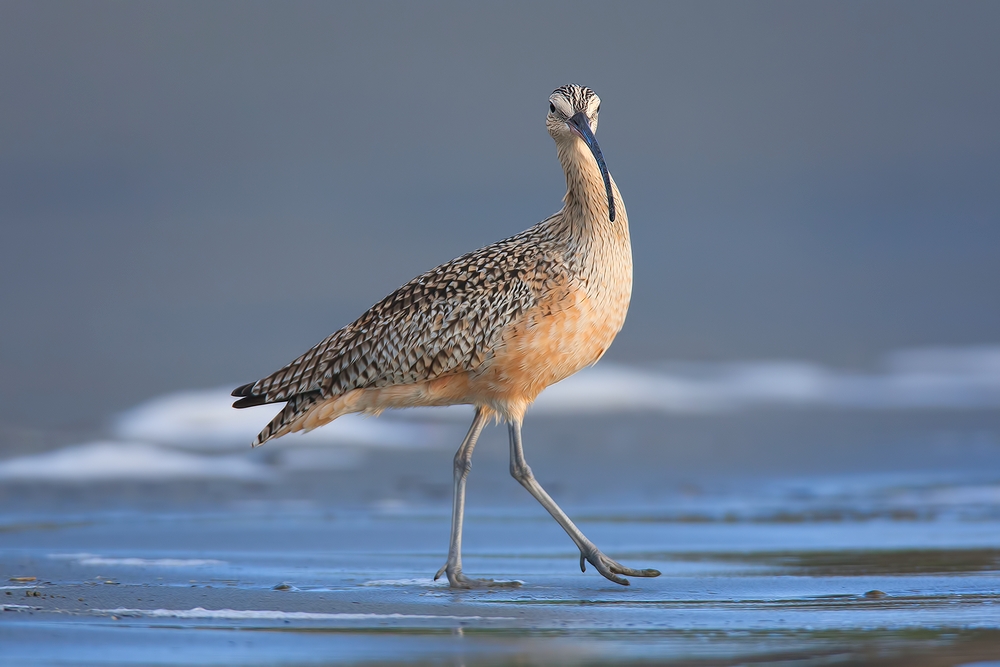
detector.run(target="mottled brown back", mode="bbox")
[232,218,575,442]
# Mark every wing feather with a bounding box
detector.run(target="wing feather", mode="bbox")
[233,226,564,408]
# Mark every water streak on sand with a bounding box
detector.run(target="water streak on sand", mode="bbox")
[89,557,225,567]
[93,607,514,621]
[362,578,447,587]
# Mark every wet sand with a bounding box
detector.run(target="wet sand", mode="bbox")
[4,446,1000,665]
[3,408,1000,664]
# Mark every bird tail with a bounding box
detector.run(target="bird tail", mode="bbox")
[232,383,323,448]
[253,391,323,447]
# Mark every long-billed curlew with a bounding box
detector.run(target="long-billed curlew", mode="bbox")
[233,84,661,588]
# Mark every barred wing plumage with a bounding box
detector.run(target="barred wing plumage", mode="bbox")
[232,226,566,426]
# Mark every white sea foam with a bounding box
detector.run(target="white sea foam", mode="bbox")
[534,345,1000,414]
[0,441,269,481]
[114,388,450,450]
[106,345,1000,456]
[94,607,510,621]
[2,345,995,483]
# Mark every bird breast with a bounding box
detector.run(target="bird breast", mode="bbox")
[475,208,632,420]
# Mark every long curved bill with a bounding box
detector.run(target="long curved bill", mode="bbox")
[566,111,616,222]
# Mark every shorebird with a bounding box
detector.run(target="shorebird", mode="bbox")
[233,84,660,588]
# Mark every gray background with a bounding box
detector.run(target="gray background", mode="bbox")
[2,1,998,431]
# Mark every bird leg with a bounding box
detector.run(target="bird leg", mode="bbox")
[507,420,661,586]
[435,407,520,589]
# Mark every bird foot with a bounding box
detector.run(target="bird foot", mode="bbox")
[434,563,522,589]
[579,547,661,586]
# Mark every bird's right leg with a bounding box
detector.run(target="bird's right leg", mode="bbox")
[434,407,520,589]
[508,420,661,586]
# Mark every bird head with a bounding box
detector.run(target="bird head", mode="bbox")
[546,84,615,222]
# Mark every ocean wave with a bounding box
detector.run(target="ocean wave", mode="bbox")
[1,345,995,483]
[534,345,1000,414]
[0,441,270,481]
[112,345,1000,452]
[114,389,451,450]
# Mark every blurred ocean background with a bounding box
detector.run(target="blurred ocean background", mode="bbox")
[2,2,999,665]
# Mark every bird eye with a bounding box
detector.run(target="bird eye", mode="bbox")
[596,104,601,114]
[549,102,556,114]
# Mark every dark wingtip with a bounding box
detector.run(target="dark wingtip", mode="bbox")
[232,382,268,409]
[233,395,268,409]
[232,382,256,397]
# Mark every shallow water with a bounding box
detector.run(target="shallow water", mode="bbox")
[3,384,1000,664]
[3,462,1000,665]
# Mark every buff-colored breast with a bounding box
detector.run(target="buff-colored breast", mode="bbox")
[470,261,631,421]
[291,271,628,433]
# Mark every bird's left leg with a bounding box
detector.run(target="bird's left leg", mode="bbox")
[435,407,520,589]
[508,420,661,586]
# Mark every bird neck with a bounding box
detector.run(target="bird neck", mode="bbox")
[556,139,627,241]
